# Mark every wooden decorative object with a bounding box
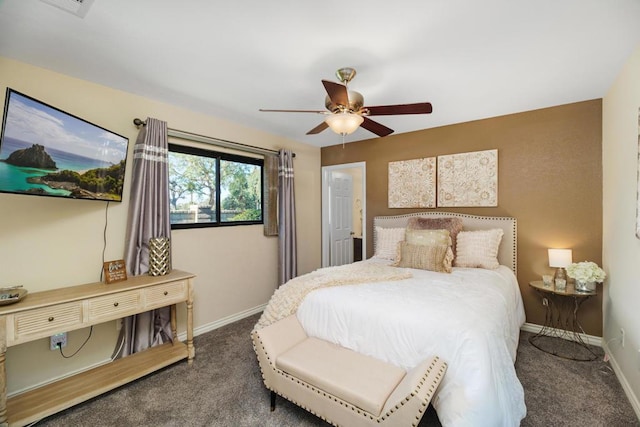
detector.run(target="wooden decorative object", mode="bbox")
[103,259,127,284]
[149,237,171,276]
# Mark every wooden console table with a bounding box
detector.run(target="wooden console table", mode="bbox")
[0,269,195,427]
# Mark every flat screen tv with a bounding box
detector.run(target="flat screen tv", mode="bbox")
[0,88,129,202]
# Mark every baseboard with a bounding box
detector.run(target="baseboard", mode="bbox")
[523,323,640,419]
[8,358,111,398]
[521,322,602,347]
[603,342,640,420]
[177,303,266,341]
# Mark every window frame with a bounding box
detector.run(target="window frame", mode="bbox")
[168,142,264,230]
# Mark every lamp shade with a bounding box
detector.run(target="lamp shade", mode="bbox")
[548,248,572,268]
[325,112,364,135]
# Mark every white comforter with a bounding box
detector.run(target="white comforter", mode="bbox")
[296,259,527,427]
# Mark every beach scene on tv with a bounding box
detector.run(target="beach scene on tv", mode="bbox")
[0,90,129,202]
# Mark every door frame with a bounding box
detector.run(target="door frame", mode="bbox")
[321,162,366,268]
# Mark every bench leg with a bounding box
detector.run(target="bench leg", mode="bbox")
[270,391,276,412]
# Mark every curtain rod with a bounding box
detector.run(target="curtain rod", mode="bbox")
[132,118,295,157]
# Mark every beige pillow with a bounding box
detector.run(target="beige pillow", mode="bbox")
[405,229,451,246]
[454,229,504,269]
[406,217,463,256]
[394,242,454,273]
[374,227,406,261]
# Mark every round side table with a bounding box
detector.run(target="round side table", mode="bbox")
[528,280,598,361]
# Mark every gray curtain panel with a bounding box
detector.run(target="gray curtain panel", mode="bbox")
[263,154,278,236]
[114,117,173,358]
[278,149,297,285]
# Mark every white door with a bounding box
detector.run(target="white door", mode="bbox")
[329,172,353,266]
[321,162,366,268]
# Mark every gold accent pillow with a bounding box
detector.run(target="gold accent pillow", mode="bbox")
[406,217,463,256]
[405,229,451,246]
[394,242,454,273]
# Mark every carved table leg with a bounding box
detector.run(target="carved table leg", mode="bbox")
[170,304,177,343]
[187,279,194,364]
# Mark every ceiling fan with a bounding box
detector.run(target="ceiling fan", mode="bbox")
[259,67,433,137]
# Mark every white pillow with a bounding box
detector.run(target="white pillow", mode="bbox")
[454,229,504,269]
[374,227,406,260]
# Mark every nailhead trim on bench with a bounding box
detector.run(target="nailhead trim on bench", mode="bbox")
[252,330,446,426]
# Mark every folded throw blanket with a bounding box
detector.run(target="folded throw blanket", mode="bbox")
[254,262,412,331]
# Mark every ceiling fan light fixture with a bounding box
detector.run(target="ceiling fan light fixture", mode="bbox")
[259,67,432,138]
[325,112,364,135]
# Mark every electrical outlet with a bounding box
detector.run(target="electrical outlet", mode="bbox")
[621,328,626,348]
[50,332,67,351]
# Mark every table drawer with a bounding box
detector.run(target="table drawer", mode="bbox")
[88,290,142,322]
[12,302,83,341]
[144,281,187,309]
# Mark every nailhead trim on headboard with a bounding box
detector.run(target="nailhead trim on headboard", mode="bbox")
[373,212,517,274]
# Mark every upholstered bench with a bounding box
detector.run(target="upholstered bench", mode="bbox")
[252,315,447,427]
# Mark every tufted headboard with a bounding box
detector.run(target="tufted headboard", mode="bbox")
[373,212,517,274]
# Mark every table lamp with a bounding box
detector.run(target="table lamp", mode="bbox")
[548,248,572,281]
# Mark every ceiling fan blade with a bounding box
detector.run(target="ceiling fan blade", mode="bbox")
[259,109,326,114]
[306,121,329,135]
[322,80,349,107]
[361,117,394,137]
[364,102,433,116]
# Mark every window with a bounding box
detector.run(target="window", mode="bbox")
[168,143,263,229]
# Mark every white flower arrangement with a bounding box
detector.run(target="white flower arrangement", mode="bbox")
[566,261,606,283]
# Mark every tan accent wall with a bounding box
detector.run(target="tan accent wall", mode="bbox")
[322,100,603,336]
[0,57,321,394]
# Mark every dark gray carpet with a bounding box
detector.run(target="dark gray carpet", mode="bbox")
[35,313,638,426]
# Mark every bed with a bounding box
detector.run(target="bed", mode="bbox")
[256,212,526,426]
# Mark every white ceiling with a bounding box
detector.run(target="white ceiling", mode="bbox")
[1,0,639,148]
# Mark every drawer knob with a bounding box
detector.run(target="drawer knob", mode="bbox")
[48,316,54,322]
[164,291,168,296]
[114,302,119,307]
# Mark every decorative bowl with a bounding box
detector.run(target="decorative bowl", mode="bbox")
[0,287,28,305]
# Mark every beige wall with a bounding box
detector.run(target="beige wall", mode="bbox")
[603,44,640,413]
[322,100,603,336]
[0,57,321,394]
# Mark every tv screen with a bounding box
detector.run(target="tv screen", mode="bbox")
[0,88,130,202]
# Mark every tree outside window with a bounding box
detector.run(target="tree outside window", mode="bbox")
[168,143,263,228]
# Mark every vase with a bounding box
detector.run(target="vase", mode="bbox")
[148,237,171,276]
[575,280,596,292]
